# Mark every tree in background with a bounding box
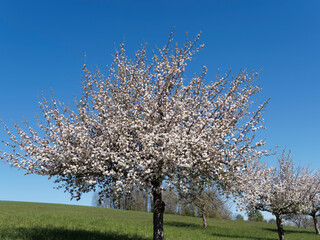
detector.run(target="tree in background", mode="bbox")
[93,184,232,223]
[237,150,312,240]
[178,183,231,228]
[162,187,180,215]
[300,168,320,234]
[93,187,150,211]
[247,210,264,222]
[235,214,244,221]
[284,213,311,229]
[268,219,276,224]
[0,32,267,240]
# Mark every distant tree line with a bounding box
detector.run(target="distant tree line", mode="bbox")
[92,185,232,222]
[285,214,320,229]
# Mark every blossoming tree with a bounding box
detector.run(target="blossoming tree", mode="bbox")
[1,33,267,240]
[237,150,311,240]
[301,169,320,234]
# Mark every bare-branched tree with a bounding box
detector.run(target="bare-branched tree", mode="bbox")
[178,182,230,228]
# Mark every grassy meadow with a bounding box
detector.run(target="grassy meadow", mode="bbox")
[0,201,318,240]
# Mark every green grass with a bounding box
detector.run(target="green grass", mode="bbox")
[0,201,318,240]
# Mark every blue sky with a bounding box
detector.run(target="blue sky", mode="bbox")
[0,0,319,219]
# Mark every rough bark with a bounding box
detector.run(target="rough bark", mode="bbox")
[275,214,285,240]
[200,203,207,229]
[152,183,165,240]
[312,213,320,235]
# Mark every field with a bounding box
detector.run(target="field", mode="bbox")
[0,201,318,240]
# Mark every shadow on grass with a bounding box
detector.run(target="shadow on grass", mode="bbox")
[166,221,274,240]
[262,227,315,235]
[165,221,202,229]
[208,233,275,240]
[0,227,150,240]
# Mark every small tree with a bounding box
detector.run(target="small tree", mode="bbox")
[284,213,310,228]
[268,219,276,224]
[235,214,244,221]
[247,209,264,222]
[178,183,231,228]
[162,187,180,215]
[1,33,267,240]
[237,150,311,240]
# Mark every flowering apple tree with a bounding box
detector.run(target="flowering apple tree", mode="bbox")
[1,33,268,240]
[300,169,320,234]
[237,150,312,240]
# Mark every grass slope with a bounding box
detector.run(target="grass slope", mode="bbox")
[0,201,318,240]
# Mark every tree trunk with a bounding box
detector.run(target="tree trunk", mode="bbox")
[312,214,320,234]
[200,203,207,229]
[152,184,165,240]
[275,214,285,240]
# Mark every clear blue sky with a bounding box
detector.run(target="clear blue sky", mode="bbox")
[0,0,319,219]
